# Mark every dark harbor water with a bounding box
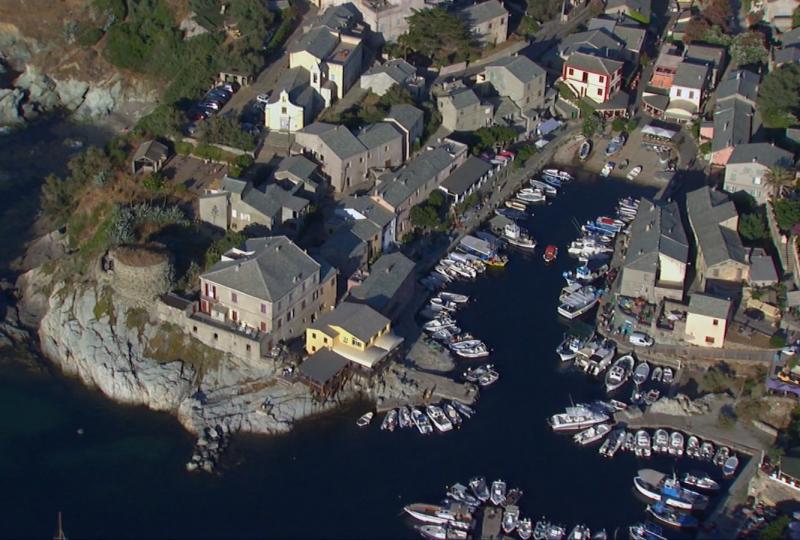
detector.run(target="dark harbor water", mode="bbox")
[0,142,734,539]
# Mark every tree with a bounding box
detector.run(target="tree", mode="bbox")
[739,211,769,241]
[703,0,732,29]
[204,230,246,268]
[427,190,446,209]
[473,126,518,153]
[759,516,790,540]
[731,32,768,66]
[525,0,563,22]
[409,204,441,230]
[611,117,626,132]
[582,112,601,137]
[765,165,796,198]
[398,9,478,67]
[773,199,800,231]
[198,116,257,151]
[135,104,183,138]
[758,64,800,128]
[684,18,710,44]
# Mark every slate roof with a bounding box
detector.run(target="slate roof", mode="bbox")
[712,98,754,153]
[686,186,747,268]
[716,70,760,103]
[612,25,646,52]
[363,59,416,83]
[241,182,309,217]
[357,122,401,150]
[221,176,247,195]
[277,155,318,182]
[440,156,492,196]
[605,0,651,20]
[291,26,338,59]
[566,52,623,75]
[672,61,708,88]
[688,293,731,319]
[685,44,726,68]
[341,195,395,228]
[624,199,689,275]
[349,252,415,312]
[486,55,546,83]
[349,218,381,242]
[318,3,360,31]
[459,0,508,25]
[319,227,367,274]
[748,248,778,285]
[386,104,424,133]
[782,27,800,47]
[559,29,624,57]
[300,122,367,159]
[203,236,320,302]
[268,67,309,104]
[310,301,389,342]
[445,87,481,110]
[300,348,350,386]
[728,143,794,167]
[373,147,456,208]
[775,46,800,65]
[133,140,168,162]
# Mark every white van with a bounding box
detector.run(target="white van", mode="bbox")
[629,332,654,347]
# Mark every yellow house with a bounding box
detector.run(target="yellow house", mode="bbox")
[684,294,731,348]
[305,301,403,369]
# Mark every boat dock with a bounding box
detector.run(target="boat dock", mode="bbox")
[479,506,503,540]
[376,369,479,412]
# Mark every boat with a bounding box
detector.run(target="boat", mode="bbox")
[477,369,499,386]
[518,518,533,539]
[412,407,434,434]
[399,406,412,429]
[506,200,529,212]
[502,505,519,533]
[578,140,591,161]
[423,317,457,332]
[439,292,469,304]
[628,522,667,540]
[546,523,566,540]
[626,165,642,180]
[464,364,493,383]
[573,423,612,445]
[548,404,609,431]
[518,188,547,203]
[632,361,650,385]
[486,255,508,268]
[443,403,462,426]
[426,405,453,432]
[381,409,397,432]
[682,472,720,492]
[713,446,730,467]
[723,454,740,478]
[490,479,507,506]
[662,367,674,384]
[452,401,475,419]
[450,340,490,359]
[541,175,562,188]
[700,441,715,461]
[415,525,467,540]
[469,476,490,501]
[543,168,573,182]
[506,487,523,506]
[646,502,699,529]
[600,162,614,177]
[623,431,635,452]
[609,399,627,411]
[448,483,479,506]
[503,223,537,250]
[533,519,548,540]
[356,411,374,427]
[530,179,558,195]
[634,430,651,458]
[567,525,590,540]
[557,285,600,319]
[604,354,634,392]
[592,529,607,540]
[651,366,662,382]
[635,471,709,511]
[495,207,528,220]
[599,427,625,458]
[403,503,459,525]
[653,429,669,453]
[604,135,625,156]
[669,432,684,456]
[543,245,558,263]
[556,335,585,362]
[686,435,700,458]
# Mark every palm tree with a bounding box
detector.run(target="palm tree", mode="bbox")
[765,165,796,199]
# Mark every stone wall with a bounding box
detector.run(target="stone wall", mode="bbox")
[108,247,174,302]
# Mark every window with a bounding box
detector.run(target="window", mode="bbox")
[232,209,238,218]
[231,310,238,322]
[597,89,603,96]
[712,319,719,326]
[192,326,197,333]
[598,75,605,83]
[323,337,329,344]
[568,68,574,76]
[231,292,238,303]
[302,300,306,310]
[754,177,762,185]
[688,91,694,99]
[312,332,317,339]
[311,346,316,352]
[213,333,218,340]
[352,338,362,347]
[705,336,715,344]
[261,303,267,314]
[246,344,251,352]
[277,319,282,329]
[281,107,287,114]
[676,88,682,97]
[261,321,267,332]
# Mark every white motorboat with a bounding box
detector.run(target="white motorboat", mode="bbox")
[723,454,740,478]
[543,168,573,182]
[682,472,720,491]
[549,405,609,431]
[412,407,434,434]
[578,140,591,161]
[490,479,507,506]
[632,361,650,385]
[557,285,600,319]
[477,369,499,386]
[662,367,674,384]
[669,432,685,456]
[502,505,519,533]
[626,165,642,180]
[605,354,634,392]
[518,517,533,539]
[469,476,490,501]
[651,366,663,382]
[556,335,585,362]
[599,427,625,458]
[380,409,397,432]
[600,162,614,177]
[686,435,700,458]
[439,292,469,304]
[423,317,457,333]
[450,340,490,359]
[517,189,547,204]
[399,406,412,429]
[573,423,612,445]
[415,525,467,540]
[443,403,462,426]
[700,441,715,461]
[713,446,730,467]
[426,405,453,432]
[356,411,374,427]
[567,524,590,540]
[653,429,669,453]
[404,503,472,527]
[503,223,537,250]
[529,179,558,195]
[634,430,651,458]
[448,483,479,507]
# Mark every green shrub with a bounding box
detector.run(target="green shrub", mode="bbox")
[77,26,104,47]
[228,154,254,177]
[142,173,166,192]
[204,231,247,268]
[771,333,787,348]
[175,141,194,156]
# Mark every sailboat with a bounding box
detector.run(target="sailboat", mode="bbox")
[54,512,68,540]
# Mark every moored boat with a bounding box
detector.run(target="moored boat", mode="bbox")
[682,472,720,491]
[443,403,462,426]
[399,406,412,429]
[518,517,533,539]
[426,404,454,432]
[573,423,612,445]
[556,335,585,362]
[651,366,662,382]
[381,409,397,432]
[604,354,634,392]
[578,140,591,161]
[469,476,490,501]
[646,502,698,529]
[653,429,669,453]
[628,522,667,540]
[452,401,475,419]
[557,285,600,319]
[412,407,434,434]
[723,454,740,478]
[567,524,590,540]
[543,245,558,263]
[549,404,609,431]
[356,411,374,427]
[626,165,642,181]
[502,505,519,533]
[632,361,650,385]
[669,432,684,456]
[490,479,507,506]
[634,430,651,458]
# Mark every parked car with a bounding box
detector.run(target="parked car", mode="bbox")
[629,332,654,347]
[256,92,271,104]
[188,108,209,121]
[201,101,221,111]
[208,88,232,101]
[221,82,240,93]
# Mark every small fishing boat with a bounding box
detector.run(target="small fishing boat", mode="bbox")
[495,207,528,220]
[546,523,566,540]
[628,522,667,540]
[517,188,547,203]
[543,245,558,263]
[651,366,662,382]
[700,441,715,461]
[415,524,467,540]
[533,519,548,540]
[448,483,479,506]
[713,446,730,467]
[541,175,562,188]
[506,200,528,212]
[723,454,740,478]
[647,502,698,529]
[543,168,573,182]
[469,476,490,501]
[518,518,533,540]
[626,165,642,180]
[604,135,625,156]
[439,292,469,304]
[502,505,519,533]
[412,407,434,434]
[634,430,651,458]
[380,409,397,432]
[556,335,585,362]
[600,161,614,177]
[557,285,600,319]
[452,401,475,419]
[686,435,700,458]
[549,404,609,431]
[578,140,591,161]
[490,479,507,506]
[477,368,500,386]
[662,367,674,384]
[604,354,634,392]
[503,223,537,250]
[573,423,612,445]
[356,411,374,427]
[623,431,636,452]
[426,405,453,432]
[669,432,685,456]
[599,427,625,458]
[653,429,669,453]
[643,389,660,405]
[682,472,720,491]
[530,179,558,195]
[567,524,590,540]
[632,361,650,385]
[399,406,412,429]
[443,403,462,426]
[486,255,508,268]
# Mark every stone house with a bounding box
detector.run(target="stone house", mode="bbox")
[482,55,547,114]
[384,104,424,161]
[357,121,405,171]
[723,143,794,204]
[558,28,625,62]
[315,0,424,43]
[438,156,494,204]
[437,86,493,132]
[648,46,683,90]
[371,138,467,239]
[686,186,750,291]
[560,52,623,104]
[198,236,337,346]
[587,16,647,64]
[665,61,709,124]
[604,0,651,24]
[710,70,760,167]
[198,176,310,233]
[618,199,689,302]
[457,0,509,46]
[360,59,423,97]
[347,251,416,320]
[274,154,324,198]
[335,194,397,251]
[684,44,727,87]
[131,140,170,175]
[684,294,731,348]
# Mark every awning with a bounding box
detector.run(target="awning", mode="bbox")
[641,123,679,140]
[536,118,562,136]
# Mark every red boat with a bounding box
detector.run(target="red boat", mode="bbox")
[543,245,558,263]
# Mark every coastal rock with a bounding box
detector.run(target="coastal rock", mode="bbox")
[649,393,718,417]
[0,88,24,124]
[14,66,59,111]
[75,81,122,120]
[54,78,90,112]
